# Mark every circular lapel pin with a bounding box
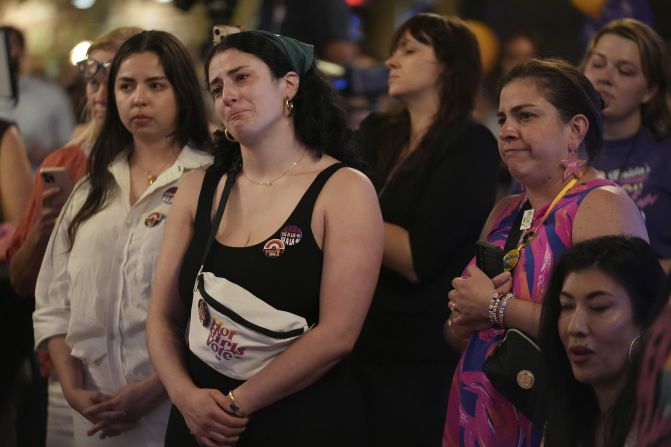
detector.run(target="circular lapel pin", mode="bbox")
[198,298,211,327]
[263,238,285,258]
[516,369,535,389]
[280,224,303,246]
[144,211,165,227]
[162,186,178,204]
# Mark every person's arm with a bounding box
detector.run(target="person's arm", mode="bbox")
[382,125,500,283]
[661,259,671,275]
[572,185,649,243]
[228,167,383,412]
[9,186,65,297]
[147,170,247,447]
[443,200,517,352]
[445,192,538,341]
[0,125,32,224]
[33,184,118,426]
[82,374,166,439]
[382,223,417,282]
[504,184,648,337]
[48,335,119,422]
[447,184,650,341]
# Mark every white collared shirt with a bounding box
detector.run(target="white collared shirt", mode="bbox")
[34,145,212,390]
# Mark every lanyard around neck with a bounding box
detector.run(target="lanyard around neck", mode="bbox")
[503,177,578,272]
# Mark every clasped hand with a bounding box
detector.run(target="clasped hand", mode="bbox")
[66,379,160,439]
[448,265,512,337]
[176,387,248,447]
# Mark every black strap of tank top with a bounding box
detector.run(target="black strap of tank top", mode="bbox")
[298,162,344,205]
[197,165,238,270]
[197,162,345,272]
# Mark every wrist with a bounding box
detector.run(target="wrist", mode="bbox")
[227,389,249,417]
[140,375,166,403]
[167,379,197,409]
[488,291,502,324]
[495,293,513,327]
[23,228,49,260]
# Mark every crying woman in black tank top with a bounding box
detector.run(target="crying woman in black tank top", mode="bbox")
[147,30,384,447]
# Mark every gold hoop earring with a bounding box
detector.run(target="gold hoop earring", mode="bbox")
[628,334,641,363]
[224,128,236,142]
[284,97,294,117]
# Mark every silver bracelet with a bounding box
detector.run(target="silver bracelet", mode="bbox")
[497,293,513,327]
[488,292,501,325]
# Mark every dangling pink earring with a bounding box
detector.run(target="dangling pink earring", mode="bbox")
[561,142,587,180]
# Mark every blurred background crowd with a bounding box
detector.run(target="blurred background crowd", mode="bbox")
[1,0,669,147]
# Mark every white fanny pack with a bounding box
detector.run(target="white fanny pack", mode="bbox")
[188,271,309,380]
[186,166,309,380]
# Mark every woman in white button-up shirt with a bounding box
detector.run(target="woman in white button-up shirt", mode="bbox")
[33,31,213,446]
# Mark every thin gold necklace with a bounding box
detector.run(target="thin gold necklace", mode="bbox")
[131,152,178,185]
[243,149,306,187]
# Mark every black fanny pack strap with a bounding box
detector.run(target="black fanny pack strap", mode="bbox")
[197,165,238,271]
[503,200,532,255]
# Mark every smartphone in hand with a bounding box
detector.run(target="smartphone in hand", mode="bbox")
[40,167,74,208]
[475,240,504,278]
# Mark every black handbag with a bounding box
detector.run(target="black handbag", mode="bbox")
[483,328,546,427]
[482,200,547,428]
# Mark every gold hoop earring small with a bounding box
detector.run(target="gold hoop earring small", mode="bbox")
[224,128,236,142]
[285,97,294,117]
[628,334,641,363]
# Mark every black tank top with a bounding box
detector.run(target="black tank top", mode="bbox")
[169,162,368,447]
[179,162,344,327]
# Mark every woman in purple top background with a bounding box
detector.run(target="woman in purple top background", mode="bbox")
[581,18,671,273]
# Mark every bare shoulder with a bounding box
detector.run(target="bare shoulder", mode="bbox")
[1,125,25,152]
[172,167,209,218]
[574,184,648,242]
[320,165,377,203]
[178,167,208,191]
[578,184,637,214]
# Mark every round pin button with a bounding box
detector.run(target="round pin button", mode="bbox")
[198,298,211,327]
[144,212,165,227]
[516,369,535,389]
[280,224,303,246]
[263,239,286,258]
[162,186,178,204]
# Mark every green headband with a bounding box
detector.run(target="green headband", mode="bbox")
[246,30,314,78]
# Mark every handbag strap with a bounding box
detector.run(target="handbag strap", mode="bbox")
[197,164,239,274]
[503,200,532,255]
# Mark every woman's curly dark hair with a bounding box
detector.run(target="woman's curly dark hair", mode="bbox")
[204,31,362,170]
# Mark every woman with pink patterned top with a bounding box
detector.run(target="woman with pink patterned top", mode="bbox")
[443,58,648,447]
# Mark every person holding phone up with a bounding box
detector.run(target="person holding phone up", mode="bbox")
[8,26,141,296]
[443,59,648,447]
[0,119,32,259]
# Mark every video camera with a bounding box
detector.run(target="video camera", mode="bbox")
[319,61,388,98]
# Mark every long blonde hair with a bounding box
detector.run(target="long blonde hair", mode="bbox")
[68,26,142,151]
